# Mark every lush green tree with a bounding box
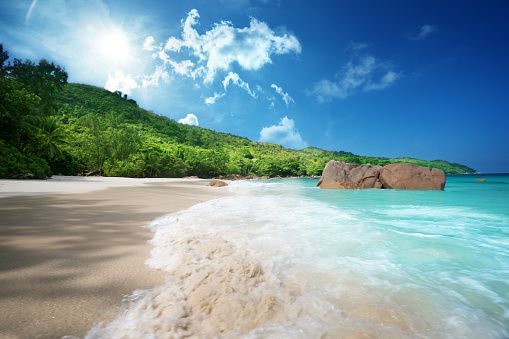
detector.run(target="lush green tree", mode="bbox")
[27,116,68,160]
[0,140,52,178]
[74,113,141,174]
[156,151,188,177]
[0,77,41,149]
[0,46,73,178]
[0,44,9,76]
[107,126,141,163]
[182,148,228,177]
[6,58,68,115]
[47,149,84,175]
[74,114,109,173]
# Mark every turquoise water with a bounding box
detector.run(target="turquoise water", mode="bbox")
[88,174,509,338]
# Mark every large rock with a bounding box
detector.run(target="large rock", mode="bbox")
[317,161,446,190]
[379,163,445,190]
[317,161,383,189]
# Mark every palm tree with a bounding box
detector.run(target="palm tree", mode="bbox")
[138,151,161,177]
[30,116,68,160]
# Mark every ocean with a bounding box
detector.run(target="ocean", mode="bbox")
[87,174,509,338]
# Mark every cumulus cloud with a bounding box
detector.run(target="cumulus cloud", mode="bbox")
[411,24,437,40]
[205,92,226,104]
[145,9,301,84]
[271,84,294,107]
[259,116,307,149]
[105,70,139,95]
[142,65,170,88]
[179,113,199,126]
[309,55,400,102]
[143,36,157,51]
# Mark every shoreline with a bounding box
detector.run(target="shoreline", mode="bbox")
[0,176,231,339]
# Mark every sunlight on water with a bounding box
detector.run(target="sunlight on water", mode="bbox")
[87,175,509,338]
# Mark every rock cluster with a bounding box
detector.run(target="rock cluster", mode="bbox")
[317,161,445,190]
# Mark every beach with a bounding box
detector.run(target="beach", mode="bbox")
[0,176,231,339]
[1,176,507,338]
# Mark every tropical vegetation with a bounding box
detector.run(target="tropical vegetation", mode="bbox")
[0,45,476,179]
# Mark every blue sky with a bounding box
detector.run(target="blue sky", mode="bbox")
[1,0,508,173]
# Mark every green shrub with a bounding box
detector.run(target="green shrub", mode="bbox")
[0,140,52,178]
[47,149,84,175]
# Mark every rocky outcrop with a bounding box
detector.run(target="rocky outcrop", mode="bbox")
[317,161,446,190]
[378,163,445,190]
[207,180,228,187]
[317,161,383,189]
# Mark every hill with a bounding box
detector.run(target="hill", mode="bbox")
[2,82,476,178]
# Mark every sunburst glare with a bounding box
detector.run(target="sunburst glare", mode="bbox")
[98,28,130,62]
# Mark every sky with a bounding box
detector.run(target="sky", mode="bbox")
[1,0,508,173]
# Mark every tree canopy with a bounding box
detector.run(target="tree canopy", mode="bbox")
[6,58,68,115]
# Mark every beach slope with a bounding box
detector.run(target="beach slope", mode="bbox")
[0,176,230,339]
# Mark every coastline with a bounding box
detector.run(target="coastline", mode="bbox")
[0,176,231,339]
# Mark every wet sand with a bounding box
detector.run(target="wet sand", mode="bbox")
[0,176,231,339]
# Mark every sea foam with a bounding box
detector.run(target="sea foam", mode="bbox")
[87,178,509,338]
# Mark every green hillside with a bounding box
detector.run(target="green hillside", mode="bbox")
[52,83,475,177]
[0,48,476,178]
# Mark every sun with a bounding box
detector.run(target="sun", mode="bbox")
[98,28,130,62]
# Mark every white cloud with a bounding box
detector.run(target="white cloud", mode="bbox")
[157,50,170,63]
[168,59,196,77]
[25,0,38,21]
[364,70,400,91]
[179,113,199,126]
[411,24,437,40]
[222,72,257,98]
[420,25,436,37]
[271,84,294,107]
[205,92,226,104]
[165,36,184,52]
[309,55,400,102]
[143,36,157,51]
[142,65,170,88]
[259,116,307,149]
[105,70,139,95]
[146,9,301,84]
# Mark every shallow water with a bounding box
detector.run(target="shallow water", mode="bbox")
[87,174,509,338]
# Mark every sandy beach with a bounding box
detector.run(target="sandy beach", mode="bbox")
[0,176,231,339]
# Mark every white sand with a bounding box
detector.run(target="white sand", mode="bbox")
[0,175,208,197]
[0,176,231,339]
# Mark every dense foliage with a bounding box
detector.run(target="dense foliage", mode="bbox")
[0,44,68,178]
[0,45,476,179]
